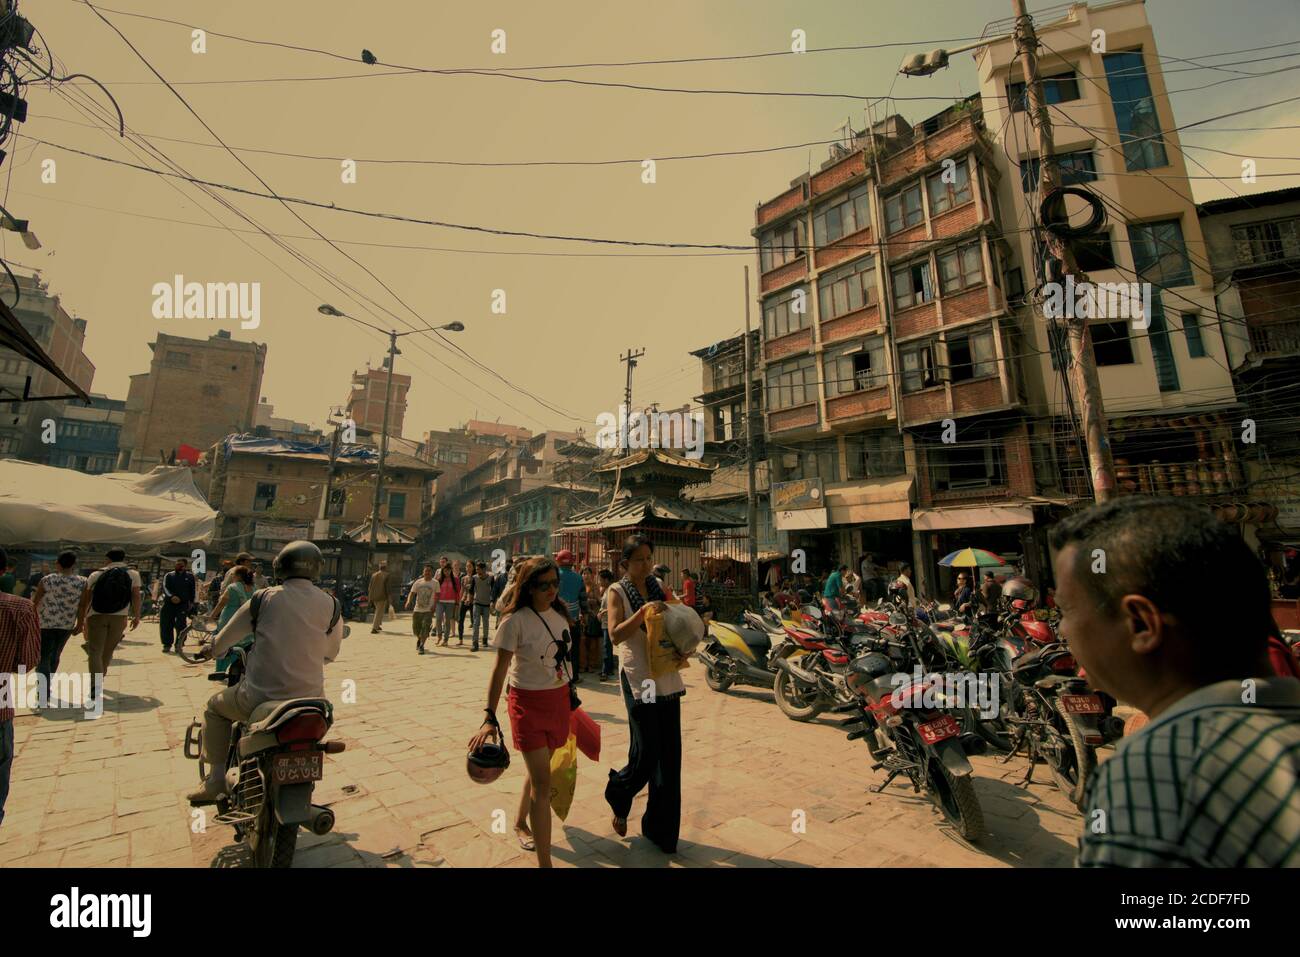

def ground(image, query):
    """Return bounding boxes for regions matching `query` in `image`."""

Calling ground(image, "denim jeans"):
[472,604,491,646]
[0,720,14,828]
[38,628,73,683]
[435,601,457,640]
[602,626,616,676]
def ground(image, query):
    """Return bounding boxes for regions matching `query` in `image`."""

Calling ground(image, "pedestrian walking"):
[596,569,616,681]
[1051,498,1300,867]
[159,557,197,653]
[368,562,390,633]
[405,564,438,654]
[458,562,474,640]
[30,550,86,698]
[209,566,253,671]
[467,556,575,867]
[0,546,40,826]
[74,548,141,705]
[434,558,461,646]
[605,534,686,854]
[471,562,495,651]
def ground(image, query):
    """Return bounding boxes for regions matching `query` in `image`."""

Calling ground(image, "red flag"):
[175,443,201,466]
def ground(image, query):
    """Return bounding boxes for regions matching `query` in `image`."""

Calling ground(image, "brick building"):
[346,364,411,437]
[117,330,266,472]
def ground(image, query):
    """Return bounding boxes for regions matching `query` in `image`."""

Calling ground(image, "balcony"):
[1247,319,1300,357]
[1061,461,1245,500]
[826,385,891,426]
[767,401,820,434]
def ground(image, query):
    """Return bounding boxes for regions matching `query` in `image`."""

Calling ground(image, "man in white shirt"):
[405,564,438,654]
[76,548,142,704]
[188,542,344,804]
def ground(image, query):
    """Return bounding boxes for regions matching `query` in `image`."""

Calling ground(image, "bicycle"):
[177,617,221,664]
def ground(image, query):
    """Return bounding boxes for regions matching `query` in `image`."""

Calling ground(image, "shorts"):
[506,684,571,753]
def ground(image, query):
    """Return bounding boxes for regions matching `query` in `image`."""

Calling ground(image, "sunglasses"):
[533,578,560,591]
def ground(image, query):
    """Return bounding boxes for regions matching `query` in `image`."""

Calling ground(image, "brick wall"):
[930,202,980,241]
[820,304,882,344]
[760,256,808,295]
[811,153,866,197]
[942,286,993,324]
[826,386,891,423]
[950,376,1003,415]
[893,301,940,340]
[880,117,979,188]
[914,422,1035,507]
[757,185,806,226]
[902,388,948,423]
[814,227,874,271]
[764,327,814,362]
[885,222,929,261]
[769,402,819,433]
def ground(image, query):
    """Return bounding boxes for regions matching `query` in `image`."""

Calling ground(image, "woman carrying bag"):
[467,557,575,868]
[604,534,686,854]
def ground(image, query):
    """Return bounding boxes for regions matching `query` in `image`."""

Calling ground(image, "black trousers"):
[159,603,188,649]
[605,671,683,853]
[457,602,470,637]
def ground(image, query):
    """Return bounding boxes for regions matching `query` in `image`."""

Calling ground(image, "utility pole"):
[619,347,645,452]
[315,407,344,539]
[743,266,760,606]
[1012,0,1115,501]
[368,332,399,567]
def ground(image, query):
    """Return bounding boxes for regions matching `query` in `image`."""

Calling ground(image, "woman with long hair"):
[604,534,685,854]
[467,556,575,867]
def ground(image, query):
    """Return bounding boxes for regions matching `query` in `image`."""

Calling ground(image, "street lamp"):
[896,36,1008,77]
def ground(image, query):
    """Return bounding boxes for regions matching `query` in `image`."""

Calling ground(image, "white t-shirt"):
[85,563,142,616]
[408,578,438,613]
[494,607,571,691]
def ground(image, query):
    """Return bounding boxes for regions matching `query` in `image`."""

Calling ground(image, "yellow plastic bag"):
[644,603,688,679]
[549,734,578,821]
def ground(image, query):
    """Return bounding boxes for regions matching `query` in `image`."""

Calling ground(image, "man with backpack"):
[188,541,344,804]
[75,548,141,705]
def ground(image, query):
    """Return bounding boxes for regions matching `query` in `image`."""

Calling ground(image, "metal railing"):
[1248,319,1300,356]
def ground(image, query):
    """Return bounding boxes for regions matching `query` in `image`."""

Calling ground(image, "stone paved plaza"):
[0,614,1085,868]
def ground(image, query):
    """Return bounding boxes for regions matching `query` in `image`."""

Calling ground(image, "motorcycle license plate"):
[1060,694,1104,715]
[272,752,323,784]
[917,715,959,744]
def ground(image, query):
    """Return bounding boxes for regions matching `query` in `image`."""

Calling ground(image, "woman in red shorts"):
[467,556,574,867]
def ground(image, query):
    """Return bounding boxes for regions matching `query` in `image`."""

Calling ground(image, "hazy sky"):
[9,0,1299,439]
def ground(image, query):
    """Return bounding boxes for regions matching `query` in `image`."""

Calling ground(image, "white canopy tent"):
[0,461,215,548]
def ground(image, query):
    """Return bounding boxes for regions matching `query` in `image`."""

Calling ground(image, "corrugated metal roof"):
[559,494,745,531]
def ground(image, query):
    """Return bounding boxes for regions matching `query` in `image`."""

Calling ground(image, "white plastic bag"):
[662,601,705,656]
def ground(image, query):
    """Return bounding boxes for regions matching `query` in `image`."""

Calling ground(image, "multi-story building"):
[49,394,125,474]
[254,399,323,444]
[0,271,95,463]
[346,364,411,437]
[976,0,1242,527]
[118,330,266,472]
[422,420,532,519]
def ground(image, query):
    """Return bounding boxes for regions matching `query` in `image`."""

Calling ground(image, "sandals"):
[515,827,536,852]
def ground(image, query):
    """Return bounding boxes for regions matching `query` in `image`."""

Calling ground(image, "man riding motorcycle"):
[187,541,345,804]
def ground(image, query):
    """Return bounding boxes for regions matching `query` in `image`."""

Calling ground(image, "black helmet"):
[1002,576,1038,605]
[467,739,510,784]
[273,540,323,582]
[850,651,893,681]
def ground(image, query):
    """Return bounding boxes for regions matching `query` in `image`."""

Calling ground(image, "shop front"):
[910,503,1043,601]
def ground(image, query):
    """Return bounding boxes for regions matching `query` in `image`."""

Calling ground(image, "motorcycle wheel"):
[961,705,1013,753]
[925,755,986,842]
[252,805,299,868]
[704,662,734,693]
[773,670,823,721]
[1045,706,1097,811]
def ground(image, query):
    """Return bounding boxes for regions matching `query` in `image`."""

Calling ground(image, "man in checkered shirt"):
[1049,498,1300,867]
[0,547,41,827]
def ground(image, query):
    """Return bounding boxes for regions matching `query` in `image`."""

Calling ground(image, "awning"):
[826,475,914,524]
[912,504,1034,532]
[0,298,91,404]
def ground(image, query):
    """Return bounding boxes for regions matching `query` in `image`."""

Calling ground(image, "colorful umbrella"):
[938,548,1006,569]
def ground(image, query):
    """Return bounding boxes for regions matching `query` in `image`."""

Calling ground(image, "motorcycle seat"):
[1010,648,1042,674]
[245,698,332,734]
[737,627,772,653]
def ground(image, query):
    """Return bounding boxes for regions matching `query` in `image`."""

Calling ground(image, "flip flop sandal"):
[516,828,536,852]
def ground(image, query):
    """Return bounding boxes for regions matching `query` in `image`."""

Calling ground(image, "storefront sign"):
[775,507,829,531]
[772,478,824,511]
[254,522,311,541]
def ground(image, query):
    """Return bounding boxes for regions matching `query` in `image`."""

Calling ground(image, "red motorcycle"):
[769,602,866,721]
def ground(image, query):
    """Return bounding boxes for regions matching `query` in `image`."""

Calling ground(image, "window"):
[814,184,871,246]
[1128,219,1193,288]
[818,257,877,320]
[900,341,939,393]
[766,354,818,410]
[1182,313,1207,358]
[777,447,839,483]
[1006,267,1026,305]
[930,435,1008,491]
[1091,322,1135,366]
[1103,51,1168,171]
[824,339,886,397]
[253,482,277,511]
[388,491,407,519]
[884,183,924,234]
[946,330,997,382]
[1146,297,1180,392]
[326,488,346,518]
[846,432,905,480]
[1020,150,1098,193]
[1231,218,1300,266]
[1071,232,1117,272]
[763,285,811,339]
[1008,71,1081,113]
[926,162,972,216]
[760,219,804,273]
[936,242,984,295]
[891,259,934,310]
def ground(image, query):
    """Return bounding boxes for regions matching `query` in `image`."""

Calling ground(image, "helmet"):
[467,738,511,784]
[1002,576,1038,605]
[555,549,575,567]
[273,541,323,582]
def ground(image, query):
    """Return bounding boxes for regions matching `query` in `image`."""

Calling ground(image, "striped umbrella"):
[938,547,1006,569]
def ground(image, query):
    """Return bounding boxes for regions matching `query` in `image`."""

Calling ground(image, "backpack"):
[91,566,133,614]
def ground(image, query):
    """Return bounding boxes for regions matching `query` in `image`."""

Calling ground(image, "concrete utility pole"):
[743,266,760,605]
[315,407,345,539]
[367,333,399,567]
[1012,0,1115,501]
[618,347,645,452]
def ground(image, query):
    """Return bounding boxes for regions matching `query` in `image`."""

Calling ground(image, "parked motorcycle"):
[184,641,347,867]
[697,610,785,692]
[770,602,869,721]
[836,606,987,841]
